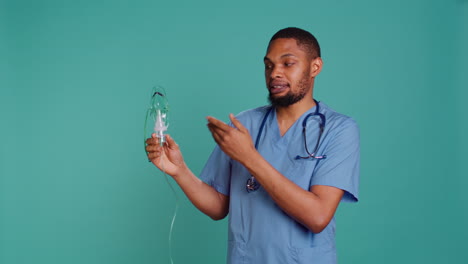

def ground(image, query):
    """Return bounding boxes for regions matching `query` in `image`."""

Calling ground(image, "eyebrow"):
[264,53,298,61]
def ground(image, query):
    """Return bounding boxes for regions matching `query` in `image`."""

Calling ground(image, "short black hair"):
[269,27,321,59]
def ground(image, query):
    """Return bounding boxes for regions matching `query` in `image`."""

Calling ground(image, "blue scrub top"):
[200,102,360,264]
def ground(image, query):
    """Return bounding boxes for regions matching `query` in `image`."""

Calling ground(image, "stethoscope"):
[246,99,327,192]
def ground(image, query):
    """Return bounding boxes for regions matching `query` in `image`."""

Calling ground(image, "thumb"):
[165,134,179,150]
[229,114,247,132]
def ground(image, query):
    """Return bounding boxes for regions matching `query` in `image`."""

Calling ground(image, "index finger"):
[145,136,160,145]
[206,116,231,132]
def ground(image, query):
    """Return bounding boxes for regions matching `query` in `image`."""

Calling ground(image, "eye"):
[264,64,273,70]
[284,62,295,67]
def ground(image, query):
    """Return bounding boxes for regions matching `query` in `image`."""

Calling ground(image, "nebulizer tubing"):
[144,85,178,264]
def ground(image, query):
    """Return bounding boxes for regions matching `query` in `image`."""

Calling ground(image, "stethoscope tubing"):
[247,100,326,192]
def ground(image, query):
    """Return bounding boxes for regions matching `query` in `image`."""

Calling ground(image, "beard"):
[268,75,311,107]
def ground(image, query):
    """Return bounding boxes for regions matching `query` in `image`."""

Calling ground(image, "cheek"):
[298,67,311,81]
[288,69,305,83]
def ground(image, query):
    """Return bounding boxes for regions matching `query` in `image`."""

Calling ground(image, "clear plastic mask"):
[144,85,170,149]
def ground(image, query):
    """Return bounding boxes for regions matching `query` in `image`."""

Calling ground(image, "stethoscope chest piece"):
[246,177,261,192]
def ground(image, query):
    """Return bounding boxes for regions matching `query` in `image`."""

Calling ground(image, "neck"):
[275,96,316,121]
[274,95,316,136]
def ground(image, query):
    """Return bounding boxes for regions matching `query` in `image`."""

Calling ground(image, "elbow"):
[306,216,331,234]
[309,223,327,234]
[209,212,228,221]
[203,196,229,221]
[207,208,228,221]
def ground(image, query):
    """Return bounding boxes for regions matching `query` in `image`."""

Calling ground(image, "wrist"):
[173,163,190,180]
[240,149,262,171]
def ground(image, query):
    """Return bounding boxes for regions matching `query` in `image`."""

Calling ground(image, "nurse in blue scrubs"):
[146,27,360,264]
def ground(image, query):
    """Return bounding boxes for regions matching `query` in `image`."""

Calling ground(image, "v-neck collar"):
[269,104,318,145]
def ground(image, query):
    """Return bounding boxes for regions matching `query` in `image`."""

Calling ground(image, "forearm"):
[173,166,229,220]
[241,152,337,233]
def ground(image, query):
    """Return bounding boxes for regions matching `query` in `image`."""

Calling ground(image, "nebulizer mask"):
[144,85,169,147]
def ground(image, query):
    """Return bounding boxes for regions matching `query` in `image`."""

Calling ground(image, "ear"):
[310,57,323,78]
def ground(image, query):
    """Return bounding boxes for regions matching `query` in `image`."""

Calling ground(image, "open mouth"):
[269,82,289,95]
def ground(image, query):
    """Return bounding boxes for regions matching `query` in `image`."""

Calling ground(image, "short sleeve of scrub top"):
[310,116,360,203]
[199,145,232,196]
[199,106,267,197]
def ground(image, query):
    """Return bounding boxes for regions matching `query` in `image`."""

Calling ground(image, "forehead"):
[265,38,308,60]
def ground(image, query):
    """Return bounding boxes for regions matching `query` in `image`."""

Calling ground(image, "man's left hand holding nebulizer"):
[144,86,187,176]
[146,133,188,177]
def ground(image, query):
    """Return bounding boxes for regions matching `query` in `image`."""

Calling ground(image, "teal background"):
[1,0,467,263]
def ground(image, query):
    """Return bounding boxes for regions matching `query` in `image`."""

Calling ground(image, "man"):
[146,27,360,264]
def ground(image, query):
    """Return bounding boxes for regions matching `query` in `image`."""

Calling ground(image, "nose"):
[268,65,283,79]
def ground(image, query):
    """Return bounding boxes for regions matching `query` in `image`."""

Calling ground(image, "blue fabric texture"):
[200,102,360,264]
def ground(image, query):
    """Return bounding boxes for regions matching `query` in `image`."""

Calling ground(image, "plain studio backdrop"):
[1,0,467,263]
